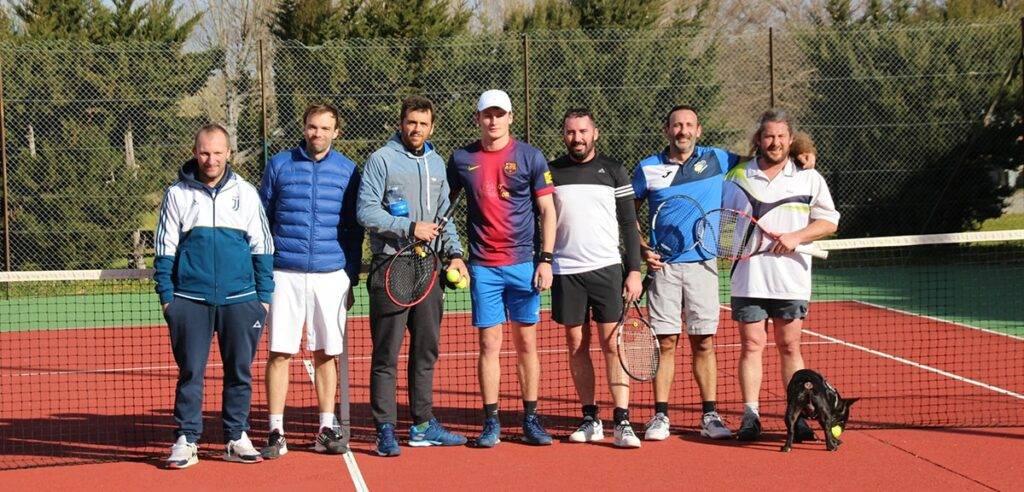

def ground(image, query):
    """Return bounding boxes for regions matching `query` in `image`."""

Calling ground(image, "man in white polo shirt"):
[723,109,840,442]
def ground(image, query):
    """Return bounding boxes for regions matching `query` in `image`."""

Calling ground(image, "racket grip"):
[796,244,829,259]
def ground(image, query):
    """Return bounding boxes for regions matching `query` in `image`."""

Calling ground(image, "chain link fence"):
[0,21,1020,271]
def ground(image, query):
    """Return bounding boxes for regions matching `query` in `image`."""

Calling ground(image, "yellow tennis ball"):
[455,276,469,289]
[830,425,842,438]
[446,269,461,283]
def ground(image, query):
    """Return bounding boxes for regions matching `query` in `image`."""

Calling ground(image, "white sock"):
[743,402,760,417]
[319,412,336,429]
[269,414,284,434]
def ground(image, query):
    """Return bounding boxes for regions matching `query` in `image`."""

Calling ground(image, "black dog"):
[781,369,857,452]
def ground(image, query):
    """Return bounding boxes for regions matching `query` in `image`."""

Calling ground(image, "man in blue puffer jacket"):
[258,104,364,458]
[156,124,274,469]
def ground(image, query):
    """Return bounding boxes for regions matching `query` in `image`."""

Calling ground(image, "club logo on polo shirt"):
[503,162,518,175]
[694,160,708,174]
[232,193,240,211]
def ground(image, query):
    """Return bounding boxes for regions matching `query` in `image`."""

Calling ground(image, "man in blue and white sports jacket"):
[156,123,275,469]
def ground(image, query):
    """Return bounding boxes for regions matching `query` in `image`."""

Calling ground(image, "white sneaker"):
[613,422,642,448]
[166,435,198,469]
[224,431,263,464]
[569,416,604,443]
[700,411,732,440]
[644,412,670,441]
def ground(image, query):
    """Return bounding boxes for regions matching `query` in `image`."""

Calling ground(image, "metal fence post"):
[0,50,10,272]
[769,26,775,108]
[522,33,531,144]
[259,38,269,171]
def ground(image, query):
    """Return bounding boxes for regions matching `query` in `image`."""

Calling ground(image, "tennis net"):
[1,229,1022,468]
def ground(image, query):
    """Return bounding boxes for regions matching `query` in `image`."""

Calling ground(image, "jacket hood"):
[180,158,234,191]
[384,133,436,158]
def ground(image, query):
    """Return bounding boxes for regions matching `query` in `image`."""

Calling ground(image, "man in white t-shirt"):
[722,109,840,442]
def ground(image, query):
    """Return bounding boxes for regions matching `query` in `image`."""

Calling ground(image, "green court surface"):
[1,262,1020,337]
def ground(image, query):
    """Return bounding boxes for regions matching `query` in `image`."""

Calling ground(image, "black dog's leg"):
[818,414,840,451]
[780,402,800,452]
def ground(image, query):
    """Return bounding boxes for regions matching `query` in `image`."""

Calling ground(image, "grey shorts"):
[647,260,720,336]
[730,297,809,323]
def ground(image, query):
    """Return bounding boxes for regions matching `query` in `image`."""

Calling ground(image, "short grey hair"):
[755,108,794,136]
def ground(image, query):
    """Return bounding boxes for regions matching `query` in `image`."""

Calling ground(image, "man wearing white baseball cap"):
[447,89,558,447]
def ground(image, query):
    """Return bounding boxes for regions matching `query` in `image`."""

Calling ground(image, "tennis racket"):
[696,208,828,260]
[384,193,462,307]
[616,299,659,382]
[649,194,707,257]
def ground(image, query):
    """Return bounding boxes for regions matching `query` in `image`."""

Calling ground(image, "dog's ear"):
[844,397,860,407]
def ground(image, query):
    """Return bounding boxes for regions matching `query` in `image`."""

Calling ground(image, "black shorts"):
[730,297,809,323]
[551,264,624,326]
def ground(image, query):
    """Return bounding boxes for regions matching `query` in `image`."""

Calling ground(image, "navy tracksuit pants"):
[165,297,266,443]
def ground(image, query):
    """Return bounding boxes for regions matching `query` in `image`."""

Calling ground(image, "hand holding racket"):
[384,193,463,307]
[616,299,659,382]
[697,208,828,261]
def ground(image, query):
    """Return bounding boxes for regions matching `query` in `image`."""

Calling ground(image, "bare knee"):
[690,335,714,356]
[479,329,503,358]
[740,330,767,355]
[565,325,590,359]
[658,335,679,357]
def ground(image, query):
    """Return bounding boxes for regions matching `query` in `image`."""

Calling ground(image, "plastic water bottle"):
[386,187,409,217]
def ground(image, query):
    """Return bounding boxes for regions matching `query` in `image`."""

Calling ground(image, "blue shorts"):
[468,261,541,328]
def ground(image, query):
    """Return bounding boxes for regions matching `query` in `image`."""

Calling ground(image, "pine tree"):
[3,0,209,268]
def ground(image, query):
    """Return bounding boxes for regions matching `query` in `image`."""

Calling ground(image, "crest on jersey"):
[503,162,518,175]
[232,194,240,211]
[693,160,708,174]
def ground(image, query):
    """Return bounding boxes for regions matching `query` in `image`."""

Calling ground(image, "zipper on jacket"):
[211,186,218,302]
[308,159,318,272]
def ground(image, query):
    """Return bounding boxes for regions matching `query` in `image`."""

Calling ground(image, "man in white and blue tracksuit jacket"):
[155,125,274,469]
[357,95,468,456]
[258,104,364,458]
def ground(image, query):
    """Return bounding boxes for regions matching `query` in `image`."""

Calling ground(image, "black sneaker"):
[261,429,288,459]
[736,413,762,441]
[794,417,816,442]
[314,426,348,454]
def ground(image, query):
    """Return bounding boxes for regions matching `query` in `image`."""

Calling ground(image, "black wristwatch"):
[538,251,554,264]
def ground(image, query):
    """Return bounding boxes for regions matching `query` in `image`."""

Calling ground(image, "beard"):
[568,141,594,161]
[761,145,789,165]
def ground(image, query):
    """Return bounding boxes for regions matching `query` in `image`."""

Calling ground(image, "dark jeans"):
[165,297,266,443]
[368,254,444,426]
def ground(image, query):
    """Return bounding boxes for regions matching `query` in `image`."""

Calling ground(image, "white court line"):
[848,299,1024,342]
[344,452,369,492]
[802,328,1024,401]
[302,359,368,492]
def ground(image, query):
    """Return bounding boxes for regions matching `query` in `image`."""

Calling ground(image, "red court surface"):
[3,301,1023,488]
[2,426,1022,491]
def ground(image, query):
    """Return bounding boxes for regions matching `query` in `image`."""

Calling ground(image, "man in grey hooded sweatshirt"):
[357,95,469,456]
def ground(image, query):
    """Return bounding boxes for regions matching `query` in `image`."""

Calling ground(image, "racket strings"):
[619,317,659,380]
[386,248,438,305]
[702,210,760,259]
[653,199,705,254]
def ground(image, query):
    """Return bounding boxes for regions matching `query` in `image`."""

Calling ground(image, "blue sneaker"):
[473,417,501,448]
[409,419,467,447]
[375,423,401,457]
[521,414,553,445]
